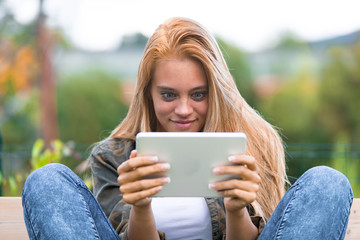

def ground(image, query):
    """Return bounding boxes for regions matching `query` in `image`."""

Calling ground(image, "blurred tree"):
[0,129,2,195]
[268,32,311,78]
[0,0,39,144]
[118,33,148,50]
[273,31,308,49]
[0,0,25,40]
[36,0,59,148]
[216,37,255,106]
[252,32,324,143]
[1,98,39,143]
[256,68,322,143]
[0,43,37,97]
[0,0,37,98]
[1,0,71,147]
[330,137,360,196]
[57,70,129,144]
[318,43,360,142]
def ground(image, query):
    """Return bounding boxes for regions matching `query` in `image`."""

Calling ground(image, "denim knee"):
[296,166,353,203]
[22,163,76,198]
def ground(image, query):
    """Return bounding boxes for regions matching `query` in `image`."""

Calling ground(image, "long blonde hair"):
[110,17,286,220]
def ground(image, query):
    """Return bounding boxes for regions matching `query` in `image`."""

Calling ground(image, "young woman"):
[22,17,353,240]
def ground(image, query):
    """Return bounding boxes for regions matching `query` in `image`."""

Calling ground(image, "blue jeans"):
[22,164,353,240]
[259,166,353,239]
[22,163,120,240]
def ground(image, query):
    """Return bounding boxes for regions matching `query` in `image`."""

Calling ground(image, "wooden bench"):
[0,197,359,239]
[0,197,29,240]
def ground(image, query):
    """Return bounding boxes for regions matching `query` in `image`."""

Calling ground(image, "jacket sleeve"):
[89,138,166,240]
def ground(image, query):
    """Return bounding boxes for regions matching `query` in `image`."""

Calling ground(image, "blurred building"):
[54,48,144,81]
[52,29,360,99]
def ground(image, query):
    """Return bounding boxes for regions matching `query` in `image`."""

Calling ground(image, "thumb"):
[130,149,137,158]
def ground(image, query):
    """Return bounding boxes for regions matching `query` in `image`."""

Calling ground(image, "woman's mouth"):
[172,120,195,129]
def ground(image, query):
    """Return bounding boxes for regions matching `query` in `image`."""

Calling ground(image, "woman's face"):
[150,58,209,132]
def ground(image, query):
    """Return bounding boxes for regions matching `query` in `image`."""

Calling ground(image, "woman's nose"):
[174,99,193,116]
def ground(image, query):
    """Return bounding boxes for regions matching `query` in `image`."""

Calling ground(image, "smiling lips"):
[172,119,196,129]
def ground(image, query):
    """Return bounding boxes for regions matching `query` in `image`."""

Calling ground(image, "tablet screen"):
[136,132,247,197]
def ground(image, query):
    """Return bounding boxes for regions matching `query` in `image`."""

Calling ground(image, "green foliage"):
[274,31,308,49]
[0,2,35,46]
[1,93,40,143]
[30,138,93,190]
[0,9,39,144]
[57,70,129,143]
[1,138,93,195]
[256,69,324,142]
[119,33,148,50]
[318,44,360,142]
[7,176,17,194]
[31,139,63,169]
[330,135,360,197]
[254,34,360,144]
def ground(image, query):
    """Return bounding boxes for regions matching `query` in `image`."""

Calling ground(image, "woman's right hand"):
[117,150,170,207]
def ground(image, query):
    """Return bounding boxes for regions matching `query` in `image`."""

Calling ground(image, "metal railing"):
[286,143,360,197]
[0,142,359,196]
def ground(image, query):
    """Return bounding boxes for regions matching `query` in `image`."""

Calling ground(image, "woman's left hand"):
[209,154,261,213]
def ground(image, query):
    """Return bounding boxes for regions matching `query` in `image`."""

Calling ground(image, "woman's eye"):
[160,92,176,100]
[191,92,207,101]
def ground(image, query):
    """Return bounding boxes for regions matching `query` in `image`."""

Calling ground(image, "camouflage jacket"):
[90,137,264,240]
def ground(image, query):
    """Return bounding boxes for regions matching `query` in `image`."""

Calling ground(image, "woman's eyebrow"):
[192,85,208,91]
[156,85,208,91]
[156,86,175,91]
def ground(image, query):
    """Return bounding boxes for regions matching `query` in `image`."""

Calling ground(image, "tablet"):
[136,132,247,197]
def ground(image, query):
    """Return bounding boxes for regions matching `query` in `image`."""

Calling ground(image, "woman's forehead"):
[152,58,207,86]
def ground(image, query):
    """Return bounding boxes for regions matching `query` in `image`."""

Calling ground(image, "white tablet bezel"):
[136,132,247,197]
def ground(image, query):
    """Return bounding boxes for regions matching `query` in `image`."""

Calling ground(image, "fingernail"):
[213,167,221,174]
[163,177,171,184]
[208,183,216,190]
[161,163,170,170]
[228,156,236,162]
[149,156,159,162]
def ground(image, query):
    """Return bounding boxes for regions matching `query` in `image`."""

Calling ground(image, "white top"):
[151,197,212,240]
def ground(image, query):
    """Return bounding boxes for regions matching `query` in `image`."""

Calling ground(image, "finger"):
[210,179,260,193]
[122,186,163,205]
[213,165,261,183]
[228,155,257,171]
[117,162,170,184]
[218,188,257,203]
[120,177,170,194]
[117,155,159,174]
[130,150,137,158]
